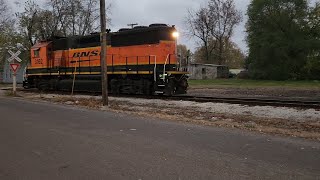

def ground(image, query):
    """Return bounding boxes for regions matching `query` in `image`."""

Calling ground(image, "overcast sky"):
[11,0,251,53]
[109,0,251,53]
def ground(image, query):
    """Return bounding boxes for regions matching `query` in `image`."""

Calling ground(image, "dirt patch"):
[51,96,102,108]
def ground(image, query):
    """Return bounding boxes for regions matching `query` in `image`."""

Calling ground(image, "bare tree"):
[16,0,112,50]
[76,0,111,35]
[186,0,242,65]
[43,0,111,36]
[177,44,192,67]
[16,1,42,46]
[186,7,213,63]
[45,0,72,37]
[67,0,101,36]
[208,0,242,64]
[68,0,82,35]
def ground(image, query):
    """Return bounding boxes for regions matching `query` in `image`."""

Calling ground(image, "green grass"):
[0,83,11,88]
[188,79,320,89]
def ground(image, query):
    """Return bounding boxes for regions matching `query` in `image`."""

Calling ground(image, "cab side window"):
[34,49,40,57]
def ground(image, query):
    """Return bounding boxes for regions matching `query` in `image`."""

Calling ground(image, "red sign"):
[10,63,20,73]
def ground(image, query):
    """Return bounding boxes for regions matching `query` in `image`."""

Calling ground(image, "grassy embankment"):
[188,79,320,89]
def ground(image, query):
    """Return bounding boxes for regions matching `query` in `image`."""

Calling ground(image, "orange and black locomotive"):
[23,24,188,95]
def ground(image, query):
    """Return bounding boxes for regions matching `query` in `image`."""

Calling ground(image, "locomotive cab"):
[30,42,53,69]
[24,42,53,89]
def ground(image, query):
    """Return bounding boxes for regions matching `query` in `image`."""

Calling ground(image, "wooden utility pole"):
[100,0,108,106]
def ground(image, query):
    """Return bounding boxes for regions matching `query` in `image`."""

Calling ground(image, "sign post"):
[10,63,20,96]
[7,50,22,96]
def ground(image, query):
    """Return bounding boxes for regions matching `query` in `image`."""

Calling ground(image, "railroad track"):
[3,88,320,109]
[169,95,320,109]
[110,93,320,109]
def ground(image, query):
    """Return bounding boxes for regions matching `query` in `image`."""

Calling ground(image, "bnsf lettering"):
[73,50,100,57]
[91,51,99,56]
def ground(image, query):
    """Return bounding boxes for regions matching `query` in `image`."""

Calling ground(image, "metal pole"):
[71,61,77,96]
[13,72,16,96]
[12,58,16,96]
[100,0,108,106]
[175,39,178,70]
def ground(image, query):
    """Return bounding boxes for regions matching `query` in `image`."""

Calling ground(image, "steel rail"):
[168,95,320,109]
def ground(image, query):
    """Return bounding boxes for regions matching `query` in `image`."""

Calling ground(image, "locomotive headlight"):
[172,31,179,38]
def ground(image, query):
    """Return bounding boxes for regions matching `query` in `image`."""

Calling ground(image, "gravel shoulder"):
[2,89,319,141]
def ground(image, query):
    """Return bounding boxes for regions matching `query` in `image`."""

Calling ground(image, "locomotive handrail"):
[149,55,157,82]
[163,54,170,82]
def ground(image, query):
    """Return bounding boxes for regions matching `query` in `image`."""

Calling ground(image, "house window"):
[202,68,206,75]
[202,68,207,79]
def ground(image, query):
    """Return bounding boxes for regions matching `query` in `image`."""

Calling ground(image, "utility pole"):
[100,0,108,106]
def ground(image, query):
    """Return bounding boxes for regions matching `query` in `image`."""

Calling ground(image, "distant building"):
[187,63,229,80]
[229,69,245,75]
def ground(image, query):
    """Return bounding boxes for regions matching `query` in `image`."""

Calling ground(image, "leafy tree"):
[0,0,10,70]
[193,38,245,68]
[224,40,246,68]
[0,1,30,67]
[0,0,23,67]
[302,2,320,79]
[246,0,319,80]
[0,0,12,32]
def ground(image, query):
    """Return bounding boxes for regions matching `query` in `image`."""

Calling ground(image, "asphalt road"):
[0,97,319,180]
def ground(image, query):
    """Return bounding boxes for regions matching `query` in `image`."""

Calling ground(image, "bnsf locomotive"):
[23,24,188,95]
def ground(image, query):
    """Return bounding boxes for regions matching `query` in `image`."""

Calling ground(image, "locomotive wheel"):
[165,80,176,96]
[110,79,120,95]
[176,76,188,94]
[38,82,50,91]
[143,79,152,95]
